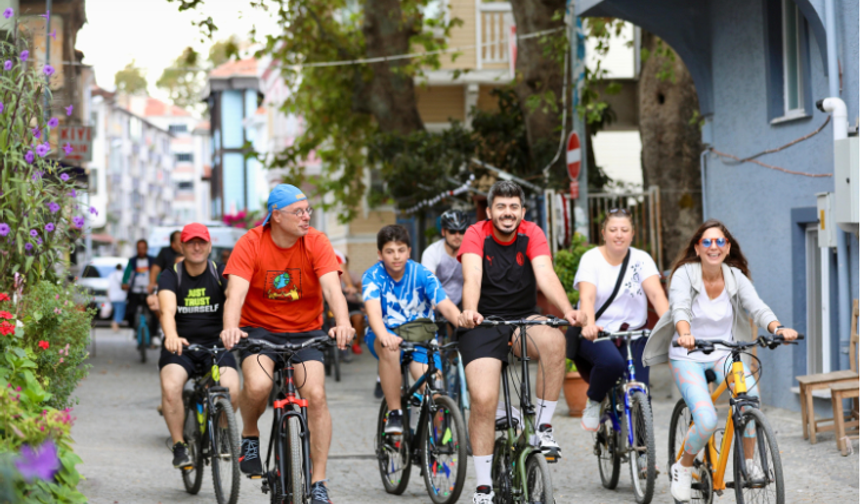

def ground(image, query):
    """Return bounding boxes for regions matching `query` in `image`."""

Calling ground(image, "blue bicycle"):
[135,303,152,363]
[591,329,656,504]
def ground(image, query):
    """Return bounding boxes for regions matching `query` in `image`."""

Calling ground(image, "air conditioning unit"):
[834,136,859,235]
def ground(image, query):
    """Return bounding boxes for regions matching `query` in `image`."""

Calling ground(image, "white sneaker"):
[472,489,495,504]
[532,425,562,462]
[580,399,601,432]
[670,462,693,503]
[745,458,765,480]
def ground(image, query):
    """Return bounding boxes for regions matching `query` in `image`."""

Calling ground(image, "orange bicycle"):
[668,334,802,504]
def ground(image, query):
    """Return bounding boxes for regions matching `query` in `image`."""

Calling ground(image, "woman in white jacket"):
[642,220,797,503]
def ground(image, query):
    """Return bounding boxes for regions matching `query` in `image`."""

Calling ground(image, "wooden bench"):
[830,380,860,456]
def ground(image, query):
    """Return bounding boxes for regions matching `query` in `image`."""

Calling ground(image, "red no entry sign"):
[566,132,581,180]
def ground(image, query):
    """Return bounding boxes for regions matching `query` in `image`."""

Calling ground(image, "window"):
[782,0,804,115]
[176,153,194,162]
[89,168,99,194]
[169,124,188,134]
[177,181,194,191]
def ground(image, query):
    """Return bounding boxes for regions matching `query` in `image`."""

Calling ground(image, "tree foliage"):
[156,37,241,113]
[113,60,148,95]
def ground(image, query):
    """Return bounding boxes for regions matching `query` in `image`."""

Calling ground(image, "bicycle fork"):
[267,365,312,502]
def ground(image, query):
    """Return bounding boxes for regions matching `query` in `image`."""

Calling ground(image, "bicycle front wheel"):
[732,408,784,504]
[285,415,304,503]
[628,391,656,504]
[211,397,241,504]
[668,399,713,504]
[182,393,205,494]
[375,400,411,494]
[525,452,554,503]
[137,315,148,364]
[333,345,341,382]
[596,400,621,489]
[420,395,467,504]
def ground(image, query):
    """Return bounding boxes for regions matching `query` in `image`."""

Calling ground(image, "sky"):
[76,0,280,102]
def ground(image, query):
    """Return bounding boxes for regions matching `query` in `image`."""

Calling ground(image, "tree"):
[208,35,240,68]
[638,32,703,264]
[156,47,204,112]
[114,60,148,95]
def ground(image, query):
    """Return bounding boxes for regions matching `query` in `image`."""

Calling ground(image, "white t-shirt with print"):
[573,247,660,332]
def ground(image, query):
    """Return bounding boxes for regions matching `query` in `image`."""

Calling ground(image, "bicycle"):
[180,344,241,504]
[234,335,336,504]
[435,318,471,451]
[588,329,656,504]
[477,316,571,504]
[321,304,341,382]
[134,303,152,364]
[375,335,468,504]
[668,334,803,504]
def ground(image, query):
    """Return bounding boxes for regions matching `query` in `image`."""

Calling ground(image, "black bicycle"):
[375,335,468,504]
[180,344,241,504]
[321,304,341,382]
[234,336,336,504]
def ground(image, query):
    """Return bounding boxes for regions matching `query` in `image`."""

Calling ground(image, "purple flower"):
[32,127,41,139]
[24,151,34,164]
[68,189,76,198]
[31,171,41,181]
[64,104,73,116]
[39,10,49,19]
[72,216,84,229]
[44,223,54,232]
[62,143,73,155]
[0,102,4,114]
[59,173,69,182]
[24,243,32,251]
[89,206,98,216]
[36,237,42,245]
[3,8,13,19]
[48,202,60,213]
[43,65,54,77]
[35,143,49,157]
[49,29,56,41]
[29,229,37,238]
[0,223,9,237]
[3,60,11,71]
[47,117,58,128]
[20,50,28,62]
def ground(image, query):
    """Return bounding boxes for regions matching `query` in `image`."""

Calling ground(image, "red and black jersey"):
[458,219,551,317]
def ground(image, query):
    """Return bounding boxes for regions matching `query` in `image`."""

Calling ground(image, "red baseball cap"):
[181,223,211,243]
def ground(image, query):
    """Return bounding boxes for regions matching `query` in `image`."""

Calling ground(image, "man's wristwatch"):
[772,325,785,335]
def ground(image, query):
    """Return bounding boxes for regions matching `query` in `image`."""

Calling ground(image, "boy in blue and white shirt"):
[363,225,461,434]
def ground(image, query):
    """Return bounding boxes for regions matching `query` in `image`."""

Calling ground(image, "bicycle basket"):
[392,318,437,342]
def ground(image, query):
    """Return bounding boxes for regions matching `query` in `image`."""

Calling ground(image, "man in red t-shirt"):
[458,181,582,503]
[221,184,354,503]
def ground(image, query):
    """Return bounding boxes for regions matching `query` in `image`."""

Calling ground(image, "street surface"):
[73,327,858,503]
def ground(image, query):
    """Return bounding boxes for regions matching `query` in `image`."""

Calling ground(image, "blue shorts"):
[365,329,442,368]
[112,301,127,323]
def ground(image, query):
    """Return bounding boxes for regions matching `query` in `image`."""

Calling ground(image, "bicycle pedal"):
[544,455,558,464]
[180,464,193,470]
[248,474,263,480]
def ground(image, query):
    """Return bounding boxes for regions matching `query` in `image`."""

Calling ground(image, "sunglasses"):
[699,237,728,248]
[445,229,465,235]
[608,208,631,216]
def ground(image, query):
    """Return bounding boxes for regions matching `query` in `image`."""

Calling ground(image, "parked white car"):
[77,256,128,320]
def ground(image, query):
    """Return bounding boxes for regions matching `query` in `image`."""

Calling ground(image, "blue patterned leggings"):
[670,356,758,455]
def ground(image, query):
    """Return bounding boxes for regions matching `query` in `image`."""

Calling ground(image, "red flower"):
[37,341,49,350]
[0,293,9,302]
[0,321,13,336]
[0,311,12,320]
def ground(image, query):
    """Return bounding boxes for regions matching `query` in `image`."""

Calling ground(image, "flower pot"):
[563,371,589,417]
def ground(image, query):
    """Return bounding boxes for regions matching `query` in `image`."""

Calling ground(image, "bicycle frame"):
[186,352,233,460]
[265,362,312,502]
[598,334,649,452]
[400,344,446,450]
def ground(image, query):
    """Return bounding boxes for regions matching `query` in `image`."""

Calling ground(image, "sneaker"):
[374,381,384,399]
[310,481,333,504]
[340,348,353,363]
[172,442,193,469]
[472,486,494,504]
[534,424,562,463]
[745,458,765,481]
[351,342,362,355]
[580,399,601,432]
[385,410,404,434]
[239,437,263,476]
[670,462,693,503]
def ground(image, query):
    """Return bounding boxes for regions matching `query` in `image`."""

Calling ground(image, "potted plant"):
[563,358,589,417]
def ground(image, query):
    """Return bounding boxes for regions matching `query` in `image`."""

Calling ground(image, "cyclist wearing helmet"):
[421,210,468,307]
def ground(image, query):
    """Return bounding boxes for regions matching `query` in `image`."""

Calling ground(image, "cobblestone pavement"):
[74,328,858,503]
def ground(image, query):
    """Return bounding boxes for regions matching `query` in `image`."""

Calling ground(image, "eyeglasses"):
[699,237,727,248]
[608,208,631,216]
[284,207,314,218]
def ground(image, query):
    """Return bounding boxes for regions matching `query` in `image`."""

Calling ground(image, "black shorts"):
[158,345,238,377]
[238,327,326,365]
[459,313,540,367]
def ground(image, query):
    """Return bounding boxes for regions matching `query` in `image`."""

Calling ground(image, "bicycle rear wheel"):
[525,452,553,503]
[181,393,205,494]
[375,400,411,494]
[211,397,241,504]
[596,400,621,489]
[626,391,656,504]
[420,395,467,504]
[732,408,784,504]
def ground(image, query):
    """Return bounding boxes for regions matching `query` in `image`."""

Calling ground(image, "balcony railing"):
[479,3,514,67]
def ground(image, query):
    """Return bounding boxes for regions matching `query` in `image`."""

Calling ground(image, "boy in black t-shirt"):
[157,223,239,470]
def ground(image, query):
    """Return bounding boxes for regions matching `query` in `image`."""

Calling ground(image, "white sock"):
[474,455,493,488]
[410,407,418,430]
[536,399,558,427]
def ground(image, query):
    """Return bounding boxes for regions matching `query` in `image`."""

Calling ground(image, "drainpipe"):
[699,149,709,221]
[822,0,851,371]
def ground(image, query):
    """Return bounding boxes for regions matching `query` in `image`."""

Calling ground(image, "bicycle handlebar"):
[478,316,571,328]
[593,329,651,342]
[233,335,335,355]
[672,334,804,354]
[399,340,459,352]
[185,343,231,354]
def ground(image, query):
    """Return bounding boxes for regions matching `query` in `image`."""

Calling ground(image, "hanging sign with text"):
[58,126,93,163]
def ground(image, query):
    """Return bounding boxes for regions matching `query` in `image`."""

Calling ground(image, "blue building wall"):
[705,0,858,410]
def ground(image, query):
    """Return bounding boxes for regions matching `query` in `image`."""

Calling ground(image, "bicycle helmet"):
[440,210,469,232]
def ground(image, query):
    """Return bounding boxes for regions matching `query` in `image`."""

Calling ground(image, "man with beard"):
[421,210,468,308]
[457,181,582,504]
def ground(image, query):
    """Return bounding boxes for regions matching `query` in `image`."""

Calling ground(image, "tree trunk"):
[510,0,567,178]
[361,0,424,134]
[638,31,703,267]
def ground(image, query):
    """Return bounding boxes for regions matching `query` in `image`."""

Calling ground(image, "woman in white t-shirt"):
[570,209,669,432]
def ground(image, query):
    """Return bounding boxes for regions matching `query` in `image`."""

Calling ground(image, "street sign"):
[569,180,579,199]
[58,126,93,162]
[566,131,581,180]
